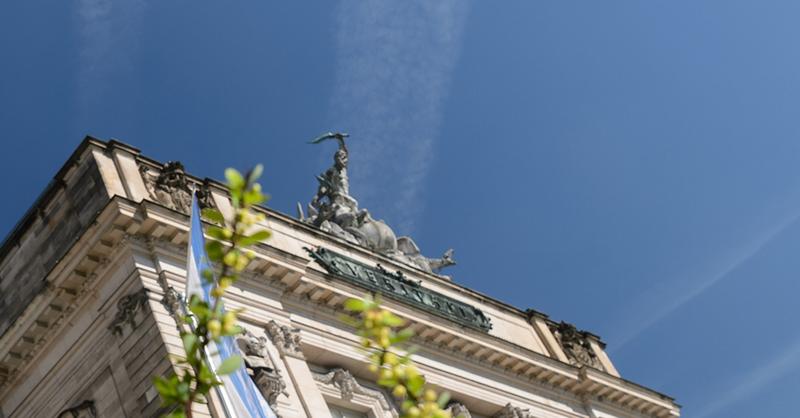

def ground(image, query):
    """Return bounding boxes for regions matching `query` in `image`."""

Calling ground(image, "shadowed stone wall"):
[0,151,109,336]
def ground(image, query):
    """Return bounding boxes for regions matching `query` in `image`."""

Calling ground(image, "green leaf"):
[176,381,190,402]
[223,324,244,337]
[247,164,263,184]
[181,333,197,354]
[165,410,186,418]
[225,168,245,191]
[391,328,414,344]
[437,391,451,408]
[207,226,229,240]
[383,313,405,327]
[201,208,225,224]
[344,298,367,312]
[189,298,210,320]
[206,241,224,262]
[153,376,176,398]
[216,355,242,375]
[239,230,271,246]
[407,374,425,396]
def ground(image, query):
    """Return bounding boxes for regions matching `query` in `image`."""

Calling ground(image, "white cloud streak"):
[328,0,469,234]
[694,338,800,418]
[77,0,144,118]
[608,211,800,353]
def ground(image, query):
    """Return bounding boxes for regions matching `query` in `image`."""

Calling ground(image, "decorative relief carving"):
[140,161,217,213]
[140,161,192,213]
[549,321,603,370]
[57,400,96,418]
[313,368,392,411]
[108,288,149,336]
[307,246,492,332]
[197,178,217,210]
[493,403,532,418]
[446,402,472,418]
[155,272,183,321]
[237,330,288,414]
[264,320,303,358]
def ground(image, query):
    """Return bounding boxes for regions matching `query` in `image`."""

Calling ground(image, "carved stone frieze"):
[549,321,603,370]
[108,288,149,336]
[264,320,303,358]
[446,402,472,418]
[140,161,217,213]
[313,368,392,410]
[493,403,532,418]
[307,247,492,332]
[237,330,288,414]
[57,400,96,418]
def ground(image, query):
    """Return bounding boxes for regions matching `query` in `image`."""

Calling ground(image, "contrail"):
[608,211,800,353]
[694,338,800,418]
[328,0,469,235]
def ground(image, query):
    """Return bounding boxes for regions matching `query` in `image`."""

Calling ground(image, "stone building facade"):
[0,137,679,418]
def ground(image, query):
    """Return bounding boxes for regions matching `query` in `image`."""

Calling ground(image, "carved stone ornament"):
[549,321,603,370]
[493,403,532,418]
[264,320,303,358]
[296,133,455,275]
[307,247,492,332]
[237,330,288,413]
[108,288,149,336]
[313,368,392,411]
[156,272,183,321]
[57,400,97,418]
[140,162,216,213]
[446,402,472,418]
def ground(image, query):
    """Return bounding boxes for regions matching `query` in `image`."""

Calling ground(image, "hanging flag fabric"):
[186,194,277,418]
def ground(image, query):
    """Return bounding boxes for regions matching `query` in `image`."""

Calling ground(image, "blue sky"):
[2,1,800,416]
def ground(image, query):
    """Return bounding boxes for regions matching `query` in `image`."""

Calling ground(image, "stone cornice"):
[117,195,678,416]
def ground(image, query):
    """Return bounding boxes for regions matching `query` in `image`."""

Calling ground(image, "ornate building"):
[0,137,679,417]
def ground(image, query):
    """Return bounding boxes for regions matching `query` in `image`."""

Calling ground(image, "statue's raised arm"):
[309,131,349,151]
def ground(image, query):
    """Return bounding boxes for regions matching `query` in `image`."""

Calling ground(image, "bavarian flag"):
[186,193,277,418]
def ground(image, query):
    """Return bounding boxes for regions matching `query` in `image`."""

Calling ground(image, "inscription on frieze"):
[306,247,492,332]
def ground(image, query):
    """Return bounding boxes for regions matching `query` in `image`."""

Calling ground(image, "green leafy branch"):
[154,166,271,418]
[344,295,458,418]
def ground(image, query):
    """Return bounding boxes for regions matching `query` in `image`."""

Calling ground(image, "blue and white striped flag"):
[186,194,277,418]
